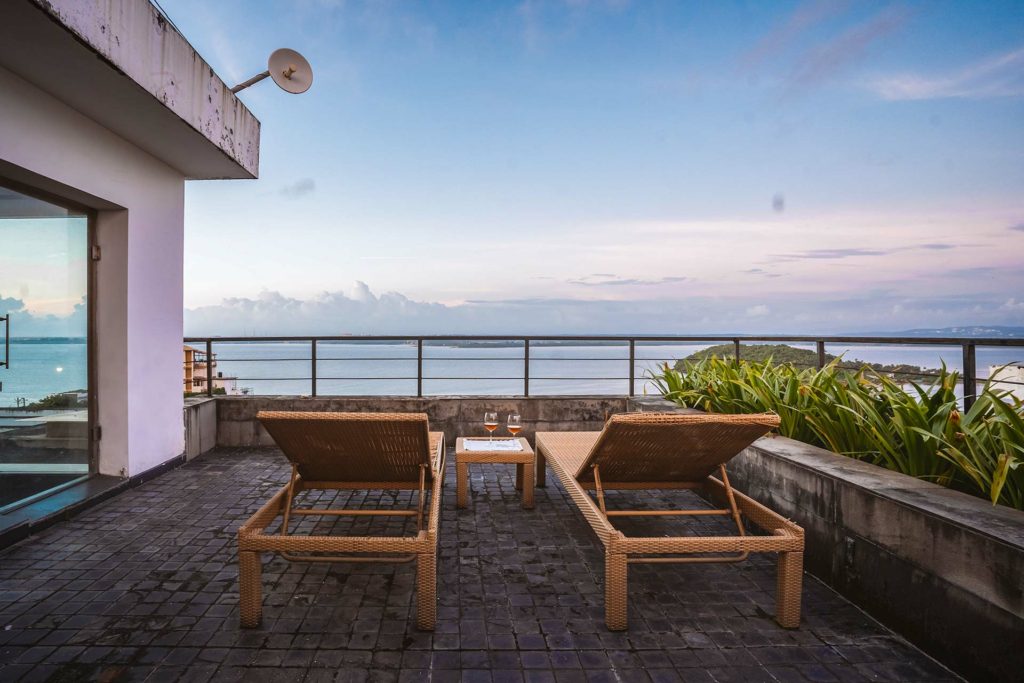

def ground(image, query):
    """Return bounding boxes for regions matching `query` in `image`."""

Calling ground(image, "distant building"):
[183,345,242,395]
[988,362,1024,399]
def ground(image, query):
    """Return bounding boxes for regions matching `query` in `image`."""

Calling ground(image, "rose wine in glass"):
[507,413,522,437]
[484,411,499,446]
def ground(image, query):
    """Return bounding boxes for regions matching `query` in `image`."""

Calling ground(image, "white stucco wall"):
[0,64,186,476]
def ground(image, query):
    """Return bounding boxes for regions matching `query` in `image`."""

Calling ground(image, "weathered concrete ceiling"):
[0,0,260,180]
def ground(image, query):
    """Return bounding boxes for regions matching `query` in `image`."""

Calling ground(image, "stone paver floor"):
[0,448,959,682]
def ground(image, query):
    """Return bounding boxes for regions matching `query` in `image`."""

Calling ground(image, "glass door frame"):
[0,174,98,481]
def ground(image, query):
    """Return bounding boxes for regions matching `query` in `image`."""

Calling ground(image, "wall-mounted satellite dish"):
[231,48,313,95]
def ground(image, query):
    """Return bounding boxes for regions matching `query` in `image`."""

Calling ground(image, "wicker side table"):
[455,437,535,509]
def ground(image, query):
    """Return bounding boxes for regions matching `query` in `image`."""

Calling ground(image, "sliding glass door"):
[0,183,91,512]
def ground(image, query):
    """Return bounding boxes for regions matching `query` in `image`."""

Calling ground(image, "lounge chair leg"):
[239,551,263,628]
[605,552,628,630]
[416,552,437,630]
[776,550,803,628]
[536,446,547,488]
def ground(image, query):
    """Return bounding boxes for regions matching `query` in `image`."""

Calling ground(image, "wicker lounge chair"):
[238,412,445,630]
[536,412,803,630]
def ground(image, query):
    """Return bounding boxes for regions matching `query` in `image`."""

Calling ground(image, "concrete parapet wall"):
[183,398,217,460]
[214,396,629,448]
[729,435,1023,682]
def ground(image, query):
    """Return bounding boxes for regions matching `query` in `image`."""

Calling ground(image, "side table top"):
[455,437,534,462]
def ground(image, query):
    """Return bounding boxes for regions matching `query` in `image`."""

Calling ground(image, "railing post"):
[733,338,741,364]
[0,314,9,369]
[311,339,317,397]
[205,339,213,397]
[417,339,423,398]
[524,339,530,397]
[816,340,826,369]
[962,342,976,411]
[628,339,635,397]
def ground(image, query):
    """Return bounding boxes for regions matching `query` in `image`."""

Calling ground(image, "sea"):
[5,338,1023,407]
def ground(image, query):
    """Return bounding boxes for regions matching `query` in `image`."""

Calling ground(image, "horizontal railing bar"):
[186,334,1024,346]
[421,357,525,361]
[528,377,630,381]
[196,357,1004,366]
[424,357,632,362]
[316,377,418,381]
[227,377,317,382]
[316,357,417,361]
[217,374,1018,382]
[420,377,531,381]
[528,358,627,362]
[211,357,312,362]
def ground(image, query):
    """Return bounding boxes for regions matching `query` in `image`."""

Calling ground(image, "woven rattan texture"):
[257,411,434,483]
[575,412,781,483]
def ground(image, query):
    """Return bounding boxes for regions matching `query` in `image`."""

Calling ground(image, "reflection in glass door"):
[0,184,91,513]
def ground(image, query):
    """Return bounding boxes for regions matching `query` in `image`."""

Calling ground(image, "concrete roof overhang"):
[0,0,260,180]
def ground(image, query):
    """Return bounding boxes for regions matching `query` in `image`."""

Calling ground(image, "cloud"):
[1010,223,1024,232]
[946,266,1003,279]
[740,0,848,71]
[280,178,316,198]
[744,268,784,279]
[785,5,910,92]
[1002,298,1024,312]
[778,247,891,260]
[868,46,1024,100]
[516,0,629,51]
[567,274,689,287]
[776,242,961,261]
[183,282,1024,336]
[0,295,87,337]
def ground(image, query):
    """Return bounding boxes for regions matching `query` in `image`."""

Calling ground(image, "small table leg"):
[515,464,523,490]
[522,460,535,509]
[456,461,469,508]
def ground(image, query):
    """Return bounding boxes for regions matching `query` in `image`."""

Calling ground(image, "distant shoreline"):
[9,337,86,344]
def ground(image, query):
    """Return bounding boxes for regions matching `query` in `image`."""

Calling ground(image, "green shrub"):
[26,392,82,410]
[651,356,1024,510]
[184,387,227,398]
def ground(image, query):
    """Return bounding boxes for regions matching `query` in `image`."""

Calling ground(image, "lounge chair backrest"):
[258,411,434,483]
[574,412,780,484]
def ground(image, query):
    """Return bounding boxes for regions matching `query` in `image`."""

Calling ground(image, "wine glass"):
[483,411,499,446]
[507,413,522,439]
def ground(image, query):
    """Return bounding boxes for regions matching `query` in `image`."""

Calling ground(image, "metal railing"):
[182,334,1024,409]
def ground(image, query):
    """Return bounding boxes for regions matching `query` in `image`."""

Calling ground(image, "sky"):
[0,185,88,337]
[162,1,1024,335]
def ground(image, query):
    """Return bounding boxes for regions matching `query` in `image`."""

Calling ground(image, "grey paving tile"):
[0,448,959,682]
